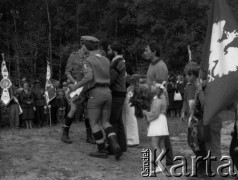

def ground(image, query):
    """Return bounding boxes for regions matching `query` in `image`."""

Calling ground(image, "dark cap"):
[81,36,100,43]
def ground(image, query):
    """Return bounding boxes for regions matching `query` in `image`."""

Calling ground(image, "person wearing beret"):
[61,36,95,144]
[69,36,122,160]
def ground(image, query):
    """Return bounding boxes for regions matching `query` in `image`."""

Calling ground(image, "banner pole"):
[187,45,192,62]
[1,53,4,61]
[49,105,52,127]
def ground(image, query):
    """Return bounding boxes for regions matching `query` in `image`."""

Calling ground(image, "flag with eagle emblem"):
[201,0,238,125]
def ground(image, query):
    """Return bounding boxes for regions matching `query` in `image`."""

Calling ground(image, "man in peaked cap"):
[69,36,122,160]
[61,36,97,144]
[81,36,100,43]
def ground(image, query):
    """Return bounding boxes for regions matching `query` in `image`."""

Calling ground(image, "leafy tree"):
[0,0,238,81]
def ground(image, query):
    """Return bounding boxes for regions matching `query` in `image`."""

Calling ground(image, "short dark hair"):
[148,42,160,57]
[84,41,99,51]
[110,42,123,55]
[184,61,199,77]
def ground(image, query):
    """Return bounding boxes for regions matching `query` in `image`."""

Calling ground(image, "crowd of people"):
[167,74,185,118]
[0,35,224,178]
[3,78,70,129]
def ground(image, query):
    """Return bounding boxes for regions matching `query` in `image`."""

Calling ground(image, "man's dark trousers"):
[50,98,58,125]
[165,136,174,165]
[110,96,127,151]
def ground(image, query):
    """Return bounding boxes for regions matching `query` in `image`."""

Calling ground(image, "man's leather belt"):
[95,83,109,87]
[87,83,109,92]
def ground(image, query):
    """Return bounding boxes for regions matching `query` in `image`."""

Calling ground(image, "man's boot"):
[105,141,114,155]
[89,130,108,159]
[108,135,122,160]
[61,126,72,144]
[86,128,96,144]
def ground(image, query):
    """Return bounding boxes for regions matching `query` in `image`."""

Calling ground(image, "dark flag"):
[201,0,238,125]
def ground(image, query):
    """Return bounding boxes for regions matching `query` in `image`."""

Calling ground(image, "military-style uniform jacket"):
[65,49,86,82]
[32,87,45,107]
[75,50,110,90]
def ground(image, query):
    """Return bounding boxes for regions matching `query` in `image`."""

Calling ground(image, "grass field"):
[0,110,236,180]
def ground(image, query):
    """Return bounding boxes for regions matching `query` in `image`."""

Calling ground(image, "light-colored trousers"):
[122,98,140,146]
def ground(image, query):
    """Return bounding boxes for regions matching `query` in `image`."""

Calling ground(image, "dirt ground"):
[0,113,236,180]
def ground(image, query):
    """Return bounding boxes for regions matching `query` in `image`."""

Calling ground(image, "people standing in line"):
[19,81,35,129]
[69,36,122,159]
[144,41,174,166]
[143,82,169,173]
[108,42,127,153]
[32,79,46,127]
[61,36,94,144]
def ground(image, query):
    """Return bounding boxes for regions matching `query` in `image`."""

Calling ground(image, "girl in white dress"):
[143,82,169,173]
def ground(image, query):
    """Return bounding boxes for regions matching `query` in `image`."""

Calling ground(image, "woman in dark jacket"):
[19,81,35,129]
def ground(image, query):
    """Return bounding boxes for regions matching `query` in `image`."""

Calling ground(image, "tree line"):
[0,0,238,83]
